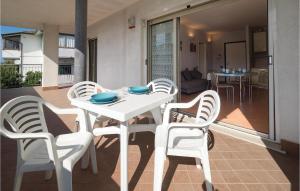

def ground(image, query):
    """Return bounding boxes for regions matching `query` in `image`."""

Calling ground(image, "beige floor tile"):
[226,184,248,191]
[220,171,241,183]
[245,184,266,191]
[249,170,276,183]
[234,170,258,183]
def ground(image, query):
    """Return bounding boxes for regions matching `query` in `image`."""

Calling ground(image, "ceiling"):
[181,0,267,33]
[1,0,139,32]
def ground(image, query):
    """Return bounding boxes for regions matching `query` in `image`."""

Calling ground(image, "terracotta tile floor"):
[1,87,299,191]
[181,87,269,133]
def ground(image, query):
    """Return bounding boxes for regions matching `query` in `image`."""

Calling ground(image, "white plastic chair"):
[153,90,221,191]
[0,96,98,191]
[131,78,178,141]
[67,81,111,129]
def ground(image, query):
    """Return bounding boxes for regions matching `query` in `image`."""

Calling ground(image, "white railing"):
[58,64,74,87]
[58,74,74,87]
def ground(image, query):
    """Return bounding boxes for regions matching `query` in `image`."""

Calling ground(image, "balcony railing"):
[58,64,74,87]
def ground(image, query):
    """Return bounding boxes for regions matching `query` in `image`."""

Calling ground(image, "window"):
[3,39,20,50]
[59,34,75,48]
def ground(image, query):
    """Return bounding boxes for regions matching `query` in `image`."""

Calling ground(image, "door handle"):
[268,55,273,65]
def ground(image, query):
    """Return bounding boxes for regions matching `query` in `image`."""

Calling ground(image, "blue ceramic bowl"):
[91,92,117,102]
[128,86,149,93]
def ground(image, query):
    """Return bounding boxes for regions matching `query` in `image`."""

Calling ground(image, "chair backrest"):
[206,73,212,81]
[0,96,48,160]
[67,81,105,101]
[147,78,178,96]
[250,68,268,86]
[195,90,221,125]
[210,73,218,89]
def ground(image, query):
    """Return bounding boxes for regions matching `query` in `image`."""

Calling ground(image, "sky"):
[1,25,34,34]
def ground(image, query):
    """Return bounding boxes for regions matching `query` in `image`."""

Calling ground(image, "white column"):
[42,24,59,88]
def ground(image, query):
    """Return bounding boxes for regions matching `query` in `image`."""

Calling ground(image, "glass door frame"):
[88,38,98,82]
[147,17,181,101]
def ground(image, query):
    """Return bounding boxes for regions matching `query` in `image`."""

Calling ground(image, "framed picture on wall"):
[253,31,267,53]
[190,42,196,52]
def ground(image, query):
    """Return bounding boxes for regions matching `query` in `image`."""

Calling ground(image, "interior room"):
[179,0,269,134]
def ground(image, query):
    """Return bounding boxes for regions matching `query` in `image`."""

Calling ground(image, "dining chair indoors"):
[131,78,178,141]
[153,90,221,191]
[0,96,97,191]
[212,73,234,103]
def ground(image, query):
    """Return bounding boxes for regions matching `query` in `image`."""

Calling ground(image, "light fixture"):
[207,35,212,43]
[188,32,194,38]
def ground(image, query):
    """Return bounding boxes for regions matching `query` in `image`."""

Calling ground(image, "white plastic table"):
[214,72,249,103]
[71,90,174,191]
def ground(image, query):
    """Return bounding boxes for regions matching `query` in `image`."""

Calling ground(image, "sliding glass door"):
[147,18,180,89]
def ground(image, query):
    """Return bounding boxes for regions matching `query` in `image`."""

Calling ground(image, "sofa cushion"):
[182,69,193,81]
[190,69,202,79]
[181,79,208,94]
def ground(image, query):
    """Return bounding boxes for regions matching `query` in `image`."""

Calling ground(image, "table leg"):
[151,107,163,131]
[120,122,129,191]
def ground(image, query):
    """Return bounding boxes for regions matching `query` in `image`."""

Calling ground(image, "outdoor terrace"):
[1,87,299,191]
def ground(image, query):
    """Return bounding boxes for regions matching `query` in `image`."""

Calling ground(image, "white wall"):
[180,24,206,72]
[59,48,75,58]
[21,34,43,65]
[88,0,210,89]
[2,50,21,60]
[209,30,245,71]
[274,0,299,144]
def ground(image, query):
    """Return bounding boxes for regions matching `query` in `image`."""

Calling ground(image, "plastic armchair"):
[67,81,111,129]
[153,90,220,191]
[0,96,98,191]
[131,78,178,141]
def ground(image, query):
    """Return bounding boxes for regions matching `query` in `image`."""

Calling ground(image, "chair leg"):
[56,163,72,191]
[226,88,229,100]
[153,147,166,191]
[13,168,23,191]
[89,142,98,174]
[81,151,90,169]
[131,133,136,142]
[131,117,138,141]
[195,158,202,169]
[202,154,212,191]
[44,170,53,180]
[250,86,253,101]
[232,87,234,104]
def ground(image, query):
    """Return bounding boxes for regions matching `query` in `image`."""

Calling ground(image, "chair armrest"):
[162,96,201,125]
[1,129,54,140]
[44,102,89,132]
[44,102,81,115]
[167,122,210,130]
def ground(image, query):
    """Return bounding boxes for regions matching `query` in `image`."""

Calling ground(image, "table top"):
[71,89,174,122]
[214,72,249,77]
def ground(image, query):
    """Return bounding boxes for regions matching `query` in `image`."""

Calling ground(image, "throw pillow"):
[182,69,193,81]
[191,68,202,79]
